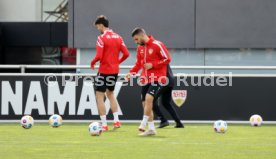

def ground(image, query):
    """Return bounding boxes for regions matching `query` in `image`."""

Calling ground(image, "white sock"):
[100,115,107,126]
[139,115,149,128]
[113,112,119,122]
[148,121,155,130]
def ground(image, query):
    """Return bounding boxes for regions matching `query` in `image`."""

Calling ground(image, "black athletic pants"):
[152,86,182,124]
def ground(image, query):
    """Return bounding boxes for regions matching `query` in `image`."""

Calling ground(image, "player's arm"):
[150,41,171,69]
[119,39,130,64]
[130,48,142,74]
[90,36,104,69]
[125,48,142,80]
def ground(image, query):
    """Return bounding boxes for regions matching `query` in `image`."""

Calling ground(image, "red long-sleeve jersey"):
[91,29,129,74]
[130,36,171,84]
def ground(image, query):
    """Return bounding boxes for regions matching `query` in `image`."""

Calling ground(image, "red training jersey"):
[91,29,129,74]
[129,36,171,84]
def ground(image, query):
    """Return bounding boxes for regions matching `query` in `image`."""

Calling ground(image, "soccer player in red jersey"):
[91,15,129,131]
[125,28,172,136]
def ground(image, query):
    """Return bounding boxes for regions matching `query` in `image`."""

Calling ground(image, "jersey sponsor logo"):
[172,90,187,107]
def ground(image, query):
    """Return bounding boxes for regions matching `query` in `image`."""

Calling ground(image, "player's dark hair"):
[94,15,109,27]
[131,27,146,37]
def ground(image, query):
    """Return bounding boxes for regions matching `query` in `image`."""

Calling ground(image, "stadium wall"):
[0,75,275,121]
[68,0,276,49]
[0,0,42,22]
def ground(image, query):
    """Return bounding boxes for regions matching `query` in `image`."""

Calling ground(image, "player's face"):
[95,24,104,34]
[133,34,145,45]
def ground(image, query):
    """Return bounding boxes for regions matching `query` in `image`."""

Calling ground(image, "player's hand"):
[90,62,95,70]
[91,64,95,70]
[124,73,133,81]
[144,63,153,70]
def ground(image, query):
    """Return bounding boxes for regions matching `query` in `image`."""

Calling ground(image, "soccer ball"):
[250,114,263,127]
[214,120,227,133]
[49,114,63,128]
[21,115,34,129]
[88,122,102,136]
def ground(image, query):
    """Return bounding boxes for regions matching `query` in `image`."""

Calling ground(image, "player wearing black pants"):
[153,65,184,128]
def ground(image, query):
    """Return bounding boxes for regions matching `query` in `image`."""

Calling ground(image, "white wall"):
[0,0,42,22]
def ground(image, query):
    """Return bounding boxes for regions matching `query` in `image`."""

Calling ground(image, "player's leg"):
[139,83,164,136]
[144,94,154,123]
[162,87,184,128]
[106,90,118,118]
[106,74,120,129]
[95,92,106,115]
[94,73,108,131]
[138,84,149,132]
[95,91,109,131]
[106,89,121,129]
[139,93,156,136]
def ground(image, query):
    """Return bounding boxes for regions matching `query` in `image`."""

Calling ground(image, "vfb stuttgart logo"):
[171,90,187,107]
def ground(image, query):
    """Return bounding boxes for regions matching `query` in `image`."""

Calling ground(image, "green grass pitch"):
[0,123,276,159]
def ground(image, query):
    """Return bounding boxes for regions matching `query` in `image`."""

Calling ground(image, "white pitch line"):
[0,120,275,124]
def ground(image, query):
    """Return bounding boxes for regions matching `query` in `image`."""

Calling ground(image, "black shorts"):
[141,82,167,101]
[94,73,118,92]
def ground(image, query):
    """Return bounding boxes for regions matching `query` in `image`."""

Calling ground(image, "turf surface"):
[0,123,275,159]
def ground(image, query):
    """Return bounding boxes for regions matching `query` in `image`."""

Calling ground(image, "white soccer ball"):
[49,114,63,128]
[88,122,102,136]
[250,114,263,127]
[21,115,34,129]
[214,120,227,133]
